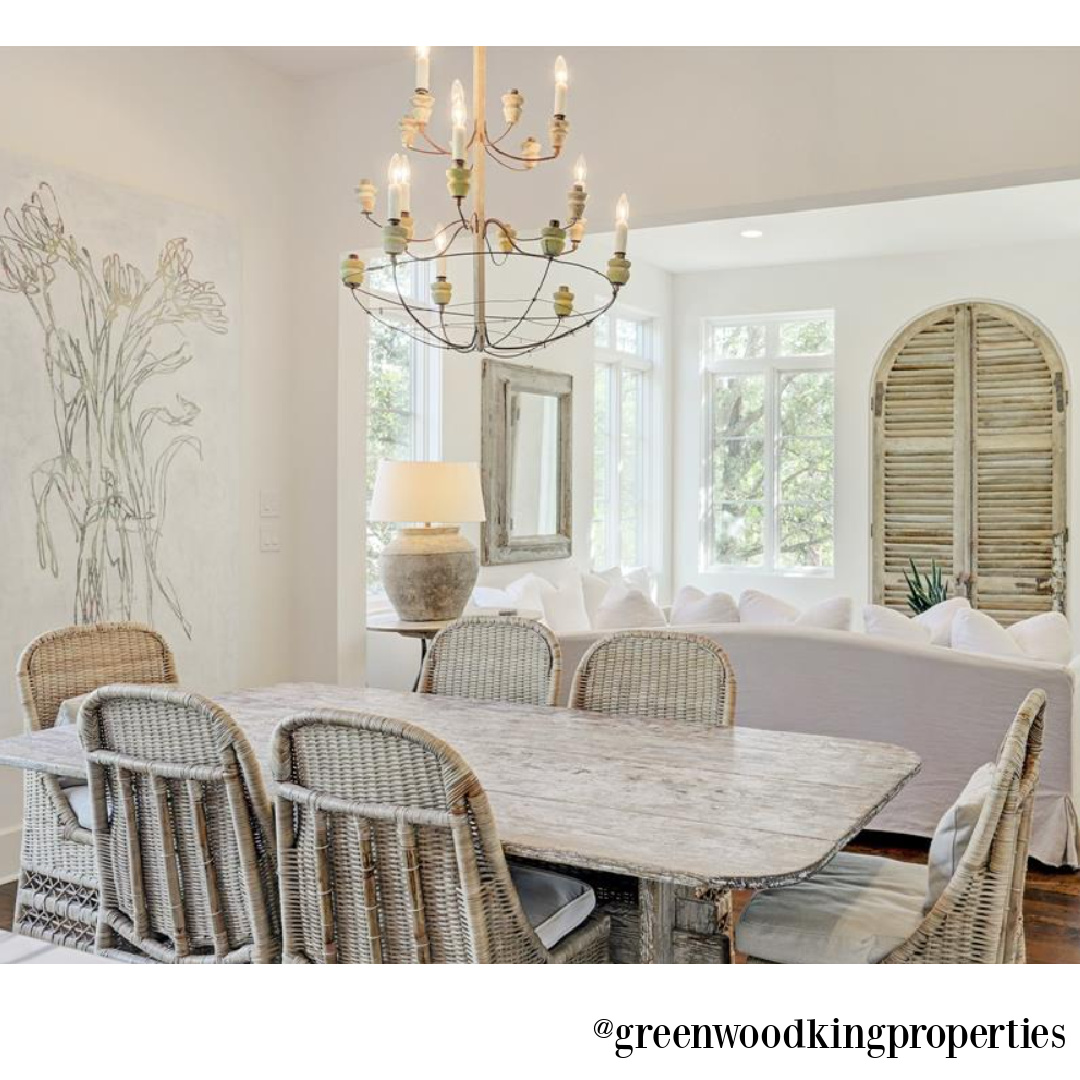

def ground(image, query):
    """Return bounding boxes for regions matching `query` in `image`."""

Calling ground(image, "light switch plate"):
[259,487,281,518]
[259,524,281,554]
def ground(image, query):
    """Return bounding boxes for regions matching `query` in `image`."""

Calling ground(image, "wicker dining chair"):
[418,615,562,706]
[14,622,178,949]
[569,629,736,726]
[78,685,280,963]
[272,710,610,963]
[736,689,1045,964]
[568,629,738,961]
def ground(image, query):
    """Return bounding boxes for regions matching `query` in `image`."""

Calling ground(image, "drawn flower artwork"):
[0,182,228,637]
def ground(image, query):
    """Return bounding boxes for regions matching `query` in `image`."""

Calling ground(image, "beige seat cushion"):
[735,852,926,964]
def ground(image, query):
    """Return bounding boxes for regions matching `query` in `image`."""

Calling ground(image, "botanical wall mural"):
[0,182,228,636]
[0,151,240,693]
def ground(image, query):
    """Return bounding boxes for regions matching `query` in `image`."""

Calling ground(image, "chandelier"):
[340,46,631,357]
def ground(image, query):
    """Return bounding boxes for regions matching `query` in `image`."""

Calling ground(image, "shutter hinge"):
[1054,372,1067,412]
[872,383,884,417]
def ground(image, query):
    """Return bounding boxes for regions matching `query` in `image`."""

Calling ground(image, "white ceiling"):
[235,46,408,79]
[625,181,1080,274]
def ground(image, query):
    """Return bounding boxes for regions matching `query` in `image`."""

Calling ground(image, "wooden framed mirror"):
[481,358,573,565]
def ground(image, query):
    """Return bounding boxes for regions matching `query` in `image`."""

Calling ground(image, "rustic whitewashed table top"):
[0,682,920,890]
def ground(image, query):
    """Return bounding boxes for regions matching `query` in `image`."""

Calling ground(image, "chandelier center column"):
[472,45,487,350]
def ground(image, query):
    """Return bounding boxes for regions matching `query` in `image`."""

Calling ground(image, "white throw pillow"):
[950,608,1023,660]
[539,579,591,634]
[795,596,852,631]
[738,590,801,625]
[1007,612,1073,666]
[670,586,739,627]
[862,605,933,645]
[593,586,667,631]
[912,596,970,646]
[925,762,995,912]
[580,572,614,628]
[471,585,514,610]
[595,565,653,599]
[506,572,557,614]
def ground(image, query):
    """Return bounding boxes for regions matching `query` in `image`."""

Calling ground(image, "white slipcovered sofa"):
[555,623,1080,868]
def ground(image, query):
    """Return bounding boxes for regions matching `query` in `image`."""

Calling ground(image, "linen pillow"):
[737,589,801,625]
[912,596,970,647]
[795,596,852,631]
[1007,611,1073,665]
[580,572,614,628]
[539,579,591,634]
[950,608,1023,660]
[505,572,557,614]
[670,586,739,627]
[593,586,667,631]
[862,605,932,645]
[471,585,514,610]
[55,693,90,728]
[925,762,995,912]
[595,565,653,598]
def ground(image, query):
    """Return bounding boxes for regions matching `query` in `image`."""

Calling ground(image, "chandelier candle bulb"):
[502,88,524,125]
[340,253,365,288]
[541,221,568,257]
[553,56,568,116]
[451,79,468,161]
[614,193,630,254]
[434,223,450,277]
[356,179,376,214]
[415,46,430,91]
[397,155,411,215]
[387,154,403,220]
[553,284,574,317]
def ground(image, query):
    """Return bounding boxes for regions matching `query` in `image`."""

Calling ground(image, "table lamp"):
[369,460,487,621]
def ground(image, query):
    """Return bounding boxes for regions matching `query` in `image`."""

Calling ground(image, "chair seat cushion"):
[735,852,927,964]
[510,864,596,949]
[65,783,94,829]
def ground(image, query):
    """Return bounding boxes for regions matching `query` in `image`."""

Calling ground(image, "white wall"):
[673,240,1080,618]
[0,47,298,879]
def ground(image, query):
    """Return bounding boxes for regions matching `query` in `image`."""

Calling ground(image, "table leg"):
[638,879,675,963]
[411,636,429,693]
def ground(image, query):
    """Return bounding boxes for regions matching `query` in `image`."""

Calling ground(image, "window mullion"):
[610,361,622,568]
[765,364,778,573]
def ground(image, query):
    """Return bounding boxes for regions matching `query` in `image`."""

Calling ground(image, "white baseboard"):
[0,824,21,885]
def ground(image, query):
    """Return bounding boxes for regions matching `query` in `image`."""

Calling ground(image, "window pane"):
[591,364,613,568]
[616,317,642,355]
[619,369,644,566]
[712,373,765,438]
[779,371,833,437]
[366,257,422,299]
[593,314,611,350]
[713,439,765,501]
[367,318,416,593]
[777,437,833,503]
[713,502,764,567]
[777,503,834,569]
[712,323,766,361]
[778,317,834,356]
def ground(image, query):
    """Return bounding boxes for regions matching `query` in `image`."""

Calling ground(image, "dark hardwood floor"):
[3,832,1077,961]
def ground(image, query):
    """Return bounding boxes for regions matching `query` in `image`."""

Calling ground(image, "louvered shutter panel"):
[969,303,1066,624]
[873,307,964,611]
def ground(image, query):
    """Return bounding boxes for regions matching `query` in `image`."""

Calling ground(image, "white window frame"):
[700,310,834,577]
[593,309,654,571]
[365,256,442,606]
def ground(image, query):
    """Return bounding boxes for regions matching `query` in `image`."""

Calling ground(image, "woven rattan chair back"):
[884,688,1045,964]
[79,686,279,963]
[418,616,562,706]
[18,622,177,732]
[273,710,564,963]
[569,629,736,725]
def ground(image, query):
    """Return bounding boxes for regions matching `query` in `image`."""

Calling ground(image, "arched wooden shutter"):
[970,304,1067,622]
[873,302,1067,623]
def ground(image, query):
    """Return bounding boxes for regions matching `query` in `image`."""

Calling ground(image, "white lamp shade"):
[370,460,487,524]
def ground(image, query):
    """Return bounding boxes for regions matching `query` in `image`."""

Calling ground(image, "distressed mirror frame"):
[481,358,573,565]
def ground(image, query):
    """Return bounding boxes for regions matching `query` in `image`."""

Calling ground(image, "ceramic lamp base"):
[380,526,479,621]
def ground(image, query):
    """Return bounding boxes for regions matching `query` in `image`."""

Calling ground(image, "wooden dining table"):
[0,682,920,963]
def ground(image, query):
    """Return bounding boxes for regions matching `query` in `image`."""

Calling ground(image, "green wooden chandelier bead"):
[355,179,376,214]
[541,222,567,257]
[382,223,409,256]
[340,254,366,288]
[553,284,574,317]
[502,88,524,124]
[446,165,472,198]
[431,277,453,307]
[606,255,631,286]
[497,224,517,253]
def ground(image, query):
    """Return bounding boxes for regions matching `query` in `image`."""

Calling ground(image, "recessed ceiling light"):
[740,229,764,239]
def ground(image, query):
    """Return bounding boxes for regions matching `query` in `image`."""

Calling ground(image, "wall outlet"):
[259,524,281,554]
[259,487,281,518]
